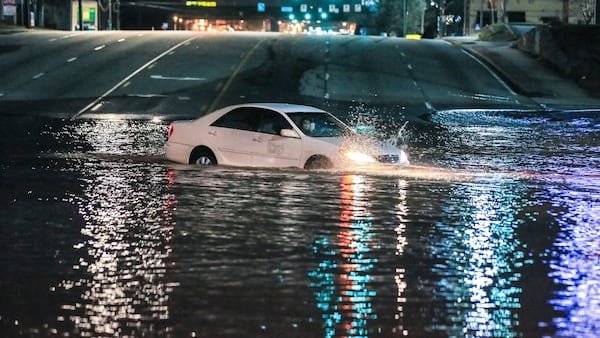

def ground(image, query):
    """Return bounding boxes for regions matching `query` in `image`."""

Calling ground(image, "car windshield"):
[286,112,354,137]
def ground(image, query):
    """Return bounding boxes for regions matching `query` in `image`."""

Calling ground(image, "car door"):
[252,109,302,167]
[208,107,260,166]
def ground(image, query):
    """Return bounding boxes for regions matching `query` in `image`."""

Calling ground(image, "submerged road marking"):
[150,75,206,81]
[32,72,45,79]
[72,35,200,119]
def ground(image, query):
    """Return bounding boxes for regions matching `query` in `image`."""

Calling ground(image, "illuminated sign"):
[186,1,217,7]
[281,6,292,12]
[257,2,265,12]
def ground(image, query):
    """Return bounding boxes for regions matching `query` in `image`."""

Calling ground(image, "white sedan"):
[165,103,409,169]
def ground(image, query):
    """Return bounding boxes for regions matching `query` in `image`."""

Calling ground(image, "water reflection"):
[545,178,600,338]
[4,111,599,337]
[309,175,376,337]
[55,120,176,337]
[432,181,530,337]
[309,175,410,337]
[393,179,409,336]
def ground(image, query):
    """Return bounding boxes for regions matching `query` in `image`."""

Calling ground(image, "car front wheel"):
[189,148,217,166]
[304,155,332,169]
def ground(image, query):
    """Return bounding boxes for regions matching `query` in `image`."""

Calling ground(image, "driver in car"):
[301,119,315,135]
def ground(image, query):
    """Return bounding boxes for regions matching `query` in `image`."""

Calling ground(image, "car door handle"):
[252,136,264,142]
[208,131,216,136]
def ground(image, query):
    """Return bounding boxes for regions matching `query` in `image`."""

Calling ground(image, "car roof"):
[222,103,327,114]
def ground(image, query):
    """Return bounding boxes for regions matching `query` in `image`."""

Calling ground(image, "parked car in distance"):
[165,103,409,169]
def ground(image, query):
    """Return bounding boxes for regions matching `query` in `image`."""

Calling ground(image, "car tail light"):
[168,124,174,139]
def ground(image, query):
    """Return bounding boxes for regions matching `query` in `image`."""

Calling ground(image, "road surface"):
[0,30,541,121]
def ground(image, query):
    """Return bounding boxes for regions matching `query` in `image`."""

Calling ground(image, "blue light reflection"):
[432,181,530,338]
[544,177,600,338]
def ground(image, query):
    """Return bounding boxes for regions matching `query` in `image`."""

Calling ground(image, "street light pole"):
[463,0,468,35]
[438,0,446,38]
[403,0,407,36]
[107,0,112,30]
[78,0,82,30]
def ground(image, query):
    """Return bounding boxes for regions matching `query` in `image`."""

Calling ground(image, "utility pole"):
[403,0,407,36]
[107,0,112,29]
[115,0,120,29]
[78,0,82,30]
[438,0,446,38]
[463,0,468,35]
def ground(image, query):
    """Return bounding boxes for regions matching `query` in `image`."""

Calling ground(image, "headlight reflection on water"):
[309,175,377,338]
[309,175,411,337]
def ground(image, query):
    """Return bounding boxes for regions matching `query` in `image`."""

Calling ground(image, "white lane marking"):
[72,35,200,119]
[67,57,77,63]
[126,93,167,98]
[150,75,206,81]
[32,72,45,79]
[118,38,125,42]
[50,33,80,42]
[94,45,106,51]
[207,38,266,112]
[91,102,103,111]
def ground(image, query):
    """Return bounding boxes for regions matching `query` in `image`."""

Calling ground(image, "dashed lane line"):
[71,35,200,119]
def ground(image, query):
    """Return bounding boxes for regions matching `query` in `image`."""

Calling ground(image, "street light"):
[173,16,183,30]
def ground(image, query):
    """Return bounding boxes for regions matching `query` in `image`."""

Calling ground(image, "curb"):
[447,39,552,97]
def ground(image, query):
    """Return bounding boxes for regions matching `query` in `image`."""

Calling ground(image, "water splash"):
[346,103,412,149]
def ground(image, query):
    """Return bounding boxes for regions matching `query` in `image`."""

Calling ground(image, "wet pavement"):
[1,26,600,338]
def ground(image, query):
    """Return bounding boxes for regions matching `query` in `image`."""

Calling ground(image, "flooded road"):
[1,110,599,337]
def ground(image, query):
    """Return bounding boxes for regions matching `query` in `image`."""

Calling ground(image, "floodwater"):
[1,109,599,338]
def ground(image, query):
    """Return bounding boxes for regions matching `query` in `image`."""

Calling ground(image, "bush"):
[478,23,519,41]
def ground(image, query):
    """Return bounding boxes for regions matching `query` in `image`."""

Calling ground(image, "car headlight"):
[400,150,409,164]
[342,150,376,163]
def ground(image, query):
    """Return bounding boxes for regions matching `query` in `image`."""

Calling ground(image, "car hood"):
[318,135,402,156]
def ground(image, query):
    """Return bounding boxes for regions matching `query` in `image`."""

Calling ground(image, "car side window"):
[257,110,292,135]
[210,107,260,131]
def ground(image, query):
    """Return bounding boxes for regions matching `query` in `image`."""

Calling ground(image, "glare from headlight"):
[400,150,409,164]
[343,150,376,163]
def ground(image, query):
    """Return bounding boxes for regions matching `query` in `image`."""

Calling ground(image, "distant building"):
[1,0,597,31]
[468,0,598,29]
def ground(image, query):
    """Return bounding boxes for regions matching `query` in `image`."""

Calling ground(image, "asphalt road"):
[0,30,542,121]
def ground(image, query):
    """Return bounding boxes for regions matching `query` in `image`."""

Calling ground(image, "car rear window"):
[211,107,259,131]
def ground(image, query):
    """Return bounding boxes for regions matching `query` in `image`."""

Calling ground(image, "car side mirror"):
[280,129,300,138]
